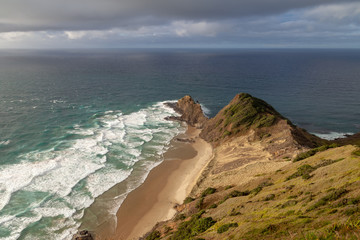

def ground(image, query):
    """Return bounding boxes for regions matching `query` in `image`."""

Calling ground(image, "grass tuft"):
[201,187,216,197]
[217,223,238,234]
[293,144,338,162]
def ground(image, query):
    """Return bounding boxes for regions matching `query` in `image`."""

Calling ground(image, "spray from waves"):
[312,131,354,140]
[0,140,11,146]
[0,101,185,240]
[200,104,211,117]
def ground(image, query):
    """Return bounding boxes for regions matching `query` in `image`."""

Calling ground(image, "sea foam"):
[313,131,354,140]
[0,101,184,240]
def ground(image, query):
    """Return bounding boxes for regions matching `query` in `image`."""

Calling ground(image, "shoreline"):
[106,126,212,240]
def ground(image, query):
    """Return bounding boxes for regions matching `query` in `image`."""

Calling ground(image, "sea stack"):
[165,95,207,128]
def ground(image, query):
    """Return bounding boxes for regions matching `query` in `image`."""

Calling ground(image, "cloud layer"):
[0,0,359,48]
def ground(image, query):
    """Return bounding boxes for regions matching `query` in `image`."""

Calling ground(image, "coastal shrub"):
[315,158,343,168]
[229,208,241,216]
[261,224,278,235]
[352,149,360,157]
[170,211,216,240]
[286,164,315,181]
[196,197,204,209]
[217,223,238,234]
[264,194,275,201]
[293,144,338,162]
[307,188,348,212]
[183,197,195,204]
[221,190,251,203]
[344,207,359,216]
[208,203,217,209]
[336,197,360,207]
[259,132,271,140]
[146,230,161,240]
[175,213,186,221]
[302,219,360,239]
[287,159,343,181]
[222,94,280,134]
[201,187,216,197]
[252,187,263,195]
[228,190,250,198]
[216,119,223,127]
[225,185,234,190]
[280,200,297,208]
[254,115,276,128]
[164,226,172,234]
[223,130,231,137]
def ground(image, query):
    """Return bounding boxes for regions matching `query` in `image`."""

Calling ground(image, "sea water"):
[0,49,359,239]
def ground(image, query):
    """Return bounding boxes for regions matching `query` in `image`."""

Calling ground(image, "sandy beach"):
[89,126,213,240]
[113,126,212,239]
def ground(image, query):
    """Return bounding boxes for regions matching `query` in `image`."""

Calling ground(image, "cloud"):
[0,32,33,41]
[0,0,357,33]
[305,2,360,24]
[1,1,360,48]
[173,21,228,37]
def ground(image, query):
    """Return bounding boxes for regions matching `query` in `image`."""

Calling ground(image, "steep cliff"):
[145,93,360,240]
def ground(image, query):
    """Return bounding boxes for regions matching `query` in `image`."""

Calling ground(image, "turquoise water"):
[0,49,360,239]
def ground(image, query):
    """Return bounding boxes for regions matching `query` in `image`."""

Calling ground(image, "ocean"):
[0,49,359,239]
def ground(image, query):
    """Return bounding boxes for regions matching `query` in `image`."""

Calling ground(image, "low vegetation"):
[144,145,360,240]
[307,188,348,211]
[201,188,216,197]
[352,148,360,157]
[183,197,195,204]
[222,93,281,132]
[293,144,338,162]
[287,158,344,181]
[145,230,161,240]
[217,223,238,234]
[170,211,216,240]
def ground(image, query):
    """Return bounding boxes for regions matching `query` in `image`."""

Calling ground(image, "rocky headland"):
[143,93,360,240]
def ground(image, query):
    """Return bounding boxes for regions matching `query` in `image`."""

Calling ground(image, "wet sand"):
[111,127,213,240]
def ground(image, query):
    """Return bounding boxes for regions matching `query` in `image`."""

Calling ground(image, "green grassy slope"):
[145,145,360,240]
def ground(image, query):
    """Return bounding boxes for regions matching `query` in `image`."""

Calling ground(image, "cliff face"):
[166,95,208,128]
[144,93,360,240]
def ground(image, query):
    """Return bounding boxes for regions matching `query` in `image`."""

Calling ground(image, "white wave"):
[313,131,354,140]
[0,140,11,146]
[200,103,211,117]
[50,100,66,104]
[0,160,58,211]
[0,100,185,240]
[0,214,42,240]
[86,167,132,199]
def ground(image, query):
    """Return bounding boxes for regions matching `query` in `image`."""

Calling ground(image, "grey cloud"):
[0,0,358,32]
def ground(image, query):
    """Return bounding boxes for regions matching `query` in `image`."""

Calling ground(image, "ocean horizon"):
[0,48,359,239]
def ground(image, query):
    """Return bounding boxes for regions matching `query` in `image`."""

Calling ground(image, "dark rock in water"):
[175,138,195,143]
[164,116,181,122]
[72,230,94,240]
[333,132,360,146]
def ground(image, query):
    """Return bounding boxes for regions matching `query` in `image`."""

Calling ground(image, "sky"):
[0,0,360,48]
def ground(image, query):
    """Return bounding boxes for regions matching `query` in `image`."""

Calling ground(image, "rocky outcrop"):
[200,93,326,149]
[165,95,207,128]
[72,230,94,240]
